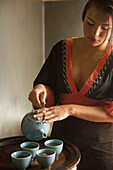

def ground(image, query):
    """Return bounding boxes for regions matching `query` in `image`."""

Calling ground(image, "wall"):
[0,0,44,138]
[0,0,88,139]
[44,0,88,57]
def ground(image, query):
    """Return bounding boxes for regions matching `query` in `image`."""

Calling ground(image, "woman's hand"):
[28,84,47,107]
[32,104,113,123]
[32,105,71,123]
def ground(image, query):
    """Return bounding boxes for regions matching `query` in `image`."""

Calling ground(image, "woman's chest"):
[72,53,100,91]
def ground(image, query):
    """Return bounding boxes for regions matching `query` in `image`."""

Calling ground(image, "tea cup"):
[11,150,32,170]
[44,139,63,156]
[20,141,39,159]
[36,148,56,168]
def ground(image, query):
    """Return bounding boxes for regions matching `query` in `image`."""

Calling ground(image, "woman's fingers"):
[32,105,70,123]
[33,108,52,120]
[28,84,47,107]
[39,92,46,106]
[32,107,60,122]
[29,92,40,107]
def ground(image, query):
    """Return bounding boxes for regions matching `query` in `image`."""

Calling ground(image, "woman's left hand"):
[32,105,71,123]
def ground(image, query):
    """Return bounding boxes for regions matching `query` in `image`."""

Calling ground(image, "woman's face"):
[83,6,112,47]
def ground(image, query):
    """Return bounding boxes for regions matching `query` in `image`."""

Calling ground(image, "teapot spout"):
[27,129,47,141]
[42,133,47,138]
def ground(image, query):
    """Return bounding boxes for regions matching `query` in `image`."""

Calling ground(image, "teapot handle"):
[33,104,41,110]
[33,104,45,110]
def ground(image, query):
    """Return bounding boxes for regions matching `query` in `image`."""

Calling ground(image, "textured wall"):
[44,0,88,58]
[0,0,44,138]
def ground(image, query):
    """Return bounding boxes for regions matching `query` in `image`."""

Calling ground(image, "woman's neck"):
[81,37,110,58]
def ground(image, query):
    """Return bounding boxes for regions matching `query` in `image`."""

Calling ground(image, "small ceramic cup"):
[44,139,63,157]
[36,148,56,168]
[11,150,32,170]
[20,141,40,159]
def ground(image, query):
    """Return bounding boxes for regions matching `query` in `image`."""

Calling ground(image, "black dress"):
[33,38,113,170]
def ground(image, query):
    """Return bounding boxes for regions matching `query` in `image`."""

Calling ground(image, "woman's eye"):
[102,26,109,31]
[87,21,94,26]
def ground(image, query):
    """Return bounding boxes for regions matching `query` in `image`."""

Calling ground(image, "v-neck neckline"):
[66,37,112,95]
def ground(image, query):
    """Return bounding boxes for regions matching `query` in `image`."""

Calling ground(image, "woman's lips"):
[90,37,99,42]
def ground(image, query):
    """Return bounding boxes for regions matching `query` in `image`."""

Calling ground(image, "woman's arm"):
[70,104,113,122]
[33,104,113,123]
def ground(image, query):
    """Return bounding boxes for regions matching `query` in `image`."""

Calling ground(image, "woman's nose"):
[93,26,101,37]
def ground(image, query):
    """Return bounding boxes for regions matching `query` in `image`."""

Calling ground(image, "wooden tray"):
[0,136,81,170]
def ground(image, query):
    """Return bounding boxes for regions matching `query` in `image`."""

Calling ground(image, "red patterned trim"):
[104,101,113,116]
[66,38,113,95]
[66,38,77,94]
[59,92,105,106]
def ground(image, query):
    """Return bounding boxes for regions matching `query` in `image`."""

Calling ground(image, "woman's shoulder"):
[53,37,83,48]
[51,37,85,56]
[71,37,86,55]
[72,37,84,47]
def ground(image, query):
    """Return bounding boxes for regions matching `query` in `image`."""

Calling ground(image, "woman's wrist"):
[68,105,77,116]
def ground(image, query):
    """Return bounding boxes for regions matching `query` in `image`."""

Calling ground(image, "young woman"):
[28,0,113,169]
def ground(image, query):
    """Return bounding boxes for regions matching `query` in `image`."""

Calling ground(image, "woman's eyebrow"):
[87,17,95,23]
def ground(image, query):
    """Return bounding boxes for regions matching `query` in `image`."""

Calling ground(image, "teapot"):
[21,106,50,141]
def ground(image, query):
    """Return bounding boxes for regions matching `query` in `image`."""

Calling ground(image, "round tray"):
[0,136,81,170]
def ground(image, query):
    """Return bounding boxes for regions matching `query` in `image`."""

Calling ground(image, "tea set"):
[11,105,63,169]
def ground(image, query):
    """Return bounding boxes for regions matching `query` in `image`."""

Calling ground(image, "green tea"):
[47,143,60,147]
[24,145,36,149]
[38,152,52,156]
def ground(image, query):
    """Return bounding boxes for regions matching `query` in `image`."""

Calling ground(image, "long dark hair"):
[82,0,113,21]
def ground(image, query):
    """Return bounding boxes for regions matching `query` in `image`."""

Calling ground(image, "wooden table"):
[0,136,81,170]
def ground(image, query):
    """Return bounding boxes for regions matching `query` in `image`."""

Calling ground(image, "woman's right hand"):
[28,84,47,107]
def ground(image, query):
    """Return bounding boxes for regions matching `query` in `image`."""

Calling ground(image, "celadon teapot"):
[21,106,50,141]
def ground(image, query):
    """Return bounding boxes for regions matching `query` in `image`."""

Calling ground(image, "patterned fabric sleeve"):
[103,76,113,116]
[84,47,113,116]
